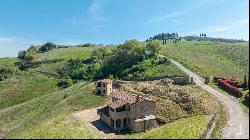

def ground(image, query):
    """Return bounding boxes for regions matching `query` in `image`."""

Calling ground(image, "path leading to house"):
[72,107,117,139]
[160,55,249,139]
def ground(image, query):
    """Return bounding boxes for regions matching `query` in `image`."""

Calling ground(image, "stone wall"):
[131,118,157,133]
[173,76,190,85]
[145,119,157,130]
[130,99,156,120]
[131,119,144,133]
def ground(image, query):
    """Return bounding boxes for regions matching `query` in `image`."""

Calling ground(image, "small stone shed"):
[97,91,157,133]
[95,79,113,97]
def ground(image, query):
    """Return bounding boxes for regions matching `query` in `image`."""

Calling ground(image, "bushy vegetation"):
[57,76,73,88]
[57,39,170,81]
[18,45,39,61]
[39,42,57,53]
[0,68,13,81]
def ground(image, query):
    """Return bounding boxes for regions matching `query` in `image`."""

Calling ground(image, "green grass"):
[0,58,18,69]
[31,47,97,76]
[38,47,94,60]
[126,115,210,139]
[142,63,186,78]
[0,72,59,109]
[8,115,101,139]
[162,41,249,80]
[31,46,115,77]
[1,82,107,138]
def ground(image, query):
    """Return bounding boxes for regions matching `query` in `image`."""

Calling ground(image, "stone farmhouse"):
[95,79,113,97]
[97,91,157,133]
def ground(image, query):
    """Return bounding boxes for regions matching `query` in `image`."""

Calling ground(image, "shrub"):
[0,68,13,81]
[18,50,27,60]
[15,61,40,71]
[17,45,39,61]
[57,76,73,88]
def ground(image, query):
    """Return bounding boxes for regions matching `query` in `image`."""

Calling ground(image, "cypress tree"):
[243,74,247,89]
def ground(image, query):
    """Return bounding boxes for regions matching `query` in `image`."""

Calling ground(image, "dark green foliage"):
[0,68,13,81]
[57,59,85,79]
[18,50,27,60]
[16,61,40,71]
[58,39,173,81]
[91,48,111,60]
[98,40,146,78]
[79,43,95,47]
[39,42,57,53]
[18,45,39,61]
[148,33,178,41]
[57,76,73,88]
[243,74,247,89]
[121,56,169,79]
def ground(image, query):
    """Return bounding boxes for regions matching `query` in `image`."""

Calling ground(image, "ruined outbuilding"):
[95,79,113,97]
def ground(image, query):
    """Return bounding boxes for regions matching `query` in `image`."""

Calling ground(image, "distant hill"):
[146,33,246,43]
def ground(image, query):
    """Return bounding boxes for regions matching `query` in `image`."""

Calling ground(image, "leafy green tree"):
[146,40,162,56]
[39,42,57,52]
[91,48,110,60]
[18,50,27,60]
[120,39,146,57]
[24,45,39,61]
[17,45,39,61]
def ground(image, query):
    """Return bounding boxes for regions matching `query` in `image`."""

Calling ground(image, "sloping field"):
[162,41,249,80]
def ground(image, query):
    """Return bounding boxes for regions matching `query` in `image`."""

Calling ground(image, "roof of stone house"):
[108,92,144,109]
[98,79,112,83]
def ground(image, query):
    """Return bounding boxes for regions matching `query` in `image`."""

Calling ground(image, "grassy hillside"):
[33,47,99,76]
[0,73,59,109]
[162,40,249,80]
[37,47,96,60]
[1,82,107,138]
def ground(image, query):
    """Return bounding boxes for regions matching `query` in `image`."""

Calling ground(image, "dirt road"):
[167,57,249,139]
